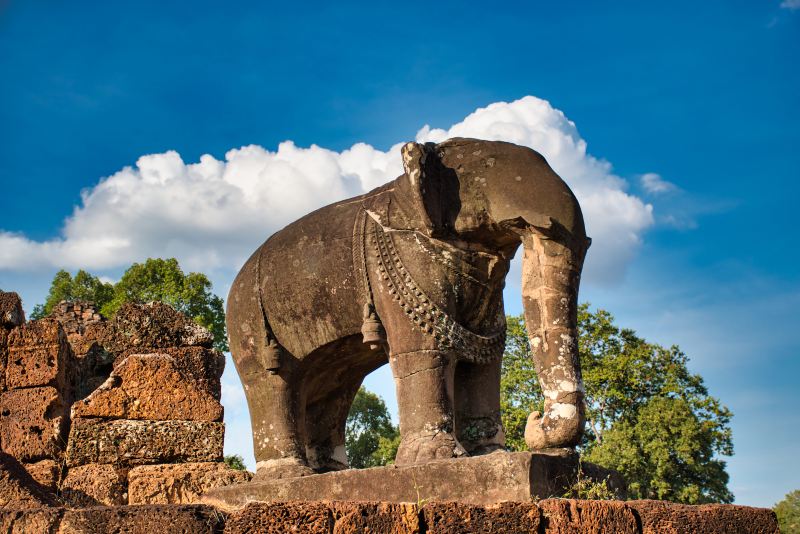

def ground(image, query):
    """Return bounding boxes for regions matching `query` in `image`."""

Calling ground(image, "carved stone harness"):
[354,209,505,364]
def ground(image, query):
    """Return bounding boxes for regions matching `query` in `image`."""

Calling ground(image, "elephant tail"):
[227,248,284,376]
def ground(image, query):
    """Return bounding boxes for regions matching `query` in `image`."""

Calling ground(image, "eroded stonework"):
[0,290,245,508]
[71,353,223,422]
[128,462,252,505]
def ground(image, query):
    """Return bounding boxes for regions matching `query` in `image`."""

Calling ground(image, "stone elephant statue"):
[227,138,591,479]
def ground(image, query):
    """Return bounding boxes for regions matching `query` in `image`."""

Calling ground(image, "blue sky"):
[1,1,798,507]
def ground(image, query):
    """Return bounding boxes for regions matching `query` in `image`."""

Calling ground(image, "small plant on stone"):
[412,472,430,507]
[560,458,616,500]
[564,476,615,500]
[563,469,616,500]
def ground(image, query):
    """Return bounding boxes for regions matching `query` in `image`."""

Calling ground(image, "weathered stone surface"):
[6,319,71,390]
[0,292,24,328]
[128,462,251,505]
[61,464,127,507]
[0,452,59,508]
[66,418,224,467]
[538,498,638,533]
[331,502,420,534]
[0,508,63,533]
[116,346,225,399]
[72,354,223,422]
[423,501,540,533]
[70,341,115,403]
[105,302,214,353]
[224,502,332,534]
[24,460,60,491]
[0,329,8,393]
[50,300,104,338]
[0,387,67,462]
[0,498,771,532]
[67,321,109,357]
[203,450,579,513]
[628,499,780,534]
[60,504,224,533]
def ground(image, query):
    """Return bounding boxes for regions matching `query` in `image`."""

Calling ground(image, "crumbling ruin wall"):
[0,496,782,533]
[0,291,250,508]
[0,291,781,533]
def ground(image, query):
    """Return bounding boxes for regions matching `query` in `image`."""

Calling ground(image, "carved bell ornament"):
[361,303,386,349]
[260,337,284,372]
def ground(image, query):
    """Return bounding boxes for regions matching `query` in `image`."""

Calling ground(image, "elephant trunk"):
[520,231,587,449]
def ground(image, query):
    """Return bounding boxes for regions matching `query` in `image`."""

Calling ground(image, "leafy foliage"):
[500,315,543,452]
[345,387,400,468]
[30,269,114,319]
[563,469,616,500]
[775,490,800,534]
[32,258,228,351]
[501,304,734,504]
[584,396,732,503]
[224,454,247,471]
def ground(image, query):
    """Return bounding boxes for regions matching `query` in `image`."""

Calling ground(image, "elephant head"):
[399,138,591,450]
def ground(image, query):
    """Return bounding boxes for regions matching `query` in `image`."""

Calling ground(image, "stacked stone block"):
[60,301,242,505]
[0,292,72,499]
[0,291,249,507]
[50,300,104,338]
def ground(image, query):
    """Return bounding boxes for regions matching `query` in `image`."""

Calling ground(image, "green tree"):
[501,304,734,504]
[224,454,248,471]
[32,258,228,351]
[345,387,400,468]
[30,269,114,319]
[775,490,800,534]
[500,315,543,452]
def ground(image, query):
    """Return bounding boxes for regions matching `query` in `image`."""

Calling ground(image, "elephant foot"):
[306,444,349,473]
[254,458,315,480]
[394,431,468,466]
[467,443,505,456]
[458,417,505,456]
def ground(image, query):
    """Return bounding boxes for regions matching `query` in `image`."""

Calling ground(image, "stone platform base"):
[0,500,779,533]
[202,450,623,513]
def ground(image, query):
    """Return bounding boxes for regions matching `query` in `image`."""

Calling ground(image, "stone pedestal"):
[203,450,598,513]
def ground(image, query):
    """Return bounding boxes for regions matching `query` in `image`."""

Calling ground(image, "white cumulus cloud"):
[780,0,800,10]
[0,96,654,285]
[640,172,677,195]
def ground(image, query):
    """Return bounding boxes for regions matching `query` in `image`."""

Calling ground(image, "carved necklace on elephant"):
[354,209,505,364]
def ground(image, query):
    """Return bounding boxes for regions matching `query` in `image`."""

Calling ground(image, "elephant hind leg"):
[227,257,313,480]
[454,359,505,455]
[304,380,361,472]
[242,370,315,479]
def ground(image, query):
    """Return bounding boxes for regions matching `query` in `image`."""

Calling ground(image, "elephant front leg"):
[391,350,467,465]
[454,359,505,455]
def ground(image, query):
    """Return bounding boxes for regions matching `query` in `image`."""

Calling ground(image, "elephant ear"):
[400,141,459,237]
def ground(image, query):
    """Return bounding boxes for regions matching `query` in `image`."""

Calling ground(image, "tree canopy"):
[223,454,248,471]
[774,490,800,534]
[30,269,114,319]
[345,387,400,468]
[501,304,734,504]
[31,258,228,351]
